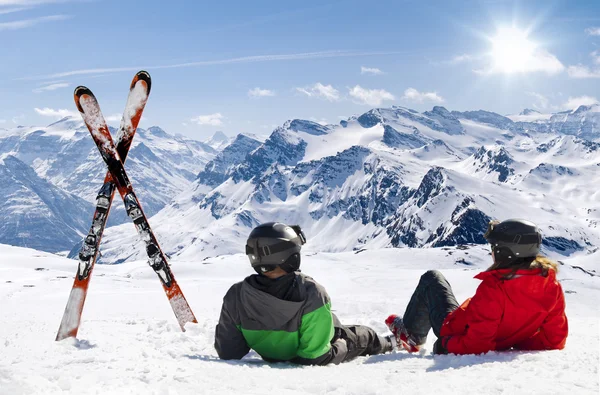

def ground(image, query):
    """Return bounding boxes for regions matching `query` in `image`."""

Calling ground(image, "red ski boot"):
[385,314,421,353]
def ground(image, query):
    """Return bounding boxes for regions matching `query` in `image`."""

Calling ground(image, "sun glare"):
[490,26,538,74]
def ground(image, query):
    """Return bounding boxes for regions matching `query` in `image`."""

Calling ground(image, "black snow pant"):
[403,270,459,344]
[333,315,392,361]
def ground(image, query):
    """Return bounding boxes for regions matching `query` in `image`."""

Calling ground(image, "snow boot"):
[385,314,421,353]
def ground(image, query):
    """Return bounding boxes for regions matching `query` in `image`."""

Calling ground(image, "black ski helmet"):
[484,219,542,262]
[246,222,307,274]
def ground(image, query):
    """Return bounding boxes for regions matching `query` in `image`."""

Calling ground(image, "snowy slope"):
[0,243,598,394]
[98,105,600,263]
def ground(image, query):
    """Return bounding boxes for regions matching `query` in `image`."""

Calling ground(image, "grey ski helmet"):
[484,219,542,262]
[246,222,307,274]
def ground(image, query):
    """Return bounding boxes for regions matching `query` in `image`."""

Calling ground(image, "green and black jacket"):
[214,272,348,365]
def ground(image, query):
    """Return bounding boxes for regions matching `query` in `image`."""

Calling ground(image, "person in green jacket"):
[214,222,395,365]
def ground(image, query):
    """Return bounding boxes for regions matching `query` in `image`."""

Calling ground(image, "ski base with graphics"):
[56,71,152,341]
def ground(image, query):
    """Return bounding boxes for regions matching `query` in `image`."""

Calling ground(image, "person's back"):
[441,264,567,354]
[214,222,394,365]
[387,218,568,356]
[216,271,337,363]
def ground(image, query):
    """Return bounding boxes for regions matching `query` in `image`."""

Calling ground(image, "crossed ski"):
[56,71,196,341]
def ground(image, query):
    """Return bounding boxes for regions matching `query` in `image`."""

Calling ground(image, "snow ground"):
[0,243,598,395]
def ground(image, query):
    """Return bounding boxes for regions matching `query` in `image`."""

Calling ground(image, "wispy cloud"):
[191,113,224,126]
[567,51,600,78]
[526,91,551,111]
[568,65,600,78]
[34,107,77,118]
[32,81,70,93]
[450,54,476,64]
[105,114,122,122]
[433,53,483,67]
[0,0,72,5]
[296,83,340,101]
[0,119,6,124]
[349,85,395,106]
[248,87,275,98]
[12,114,24,124]
[309,117,329,125]
[0,7,28,14]
[585,27,600,36]
[0,14,70,31]
[360,66,384,75]
[475,49,564,75]
[20,50,402,80]
[563,95,599,110]
[401,87,444,104]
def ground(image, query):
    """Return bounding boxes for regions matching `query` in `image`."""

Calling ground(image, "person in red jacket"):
[386,218,568,355]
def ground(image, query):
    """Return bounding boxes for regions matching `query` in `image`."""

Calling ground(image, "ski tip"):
[132,70,152,94]
[73,86,95,113]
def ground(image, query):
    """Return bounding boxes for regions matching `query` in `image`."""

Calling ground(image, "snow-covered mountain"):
[97,104,600,263]
[203,131,231,151]
[0,154,92,252]
[0,117,217,252]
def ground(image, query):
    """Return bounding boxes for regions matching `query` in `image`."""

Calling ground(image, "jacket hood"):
[474,268,549,281]
[239,278,305,330]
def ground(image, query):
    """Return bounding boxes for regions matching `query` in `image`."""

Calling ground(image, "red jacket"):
[440,268,568,355]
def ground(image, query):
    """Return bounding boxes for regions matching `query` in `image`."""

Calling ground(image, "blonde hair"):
[487,255,558,279]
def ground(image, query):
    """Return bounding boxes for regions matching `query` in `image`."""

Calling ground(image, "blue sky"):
[1,0,600,139]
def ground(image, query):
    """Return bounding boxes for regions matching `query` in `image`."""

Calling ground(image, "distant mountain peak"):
[283,119,330,136]
[520,108,541,116]
[572,103,600,114]
[209,131,228,142]
[47,116,83,130]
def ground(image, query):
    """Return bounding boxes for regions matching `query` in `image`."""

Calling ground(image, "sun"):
[490,26,538,74]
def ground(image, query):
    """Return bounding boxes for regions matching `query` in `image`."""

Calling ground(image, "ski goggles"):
[484,220,501,242]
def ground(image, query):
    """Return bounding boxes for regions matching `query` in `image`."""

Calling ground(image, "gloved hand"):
[433,337,450,355]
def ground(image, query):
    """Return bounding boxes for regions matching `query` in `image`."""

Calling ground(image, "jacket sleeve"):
[290,286,347,366]
[514,283,568,350]
[445,280,503,355]
[214,286,250,360]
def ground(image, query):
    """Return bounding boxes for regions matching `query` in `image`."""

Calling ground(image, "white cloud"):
[526,91,551,111]
[349,85,395,106]
[567,51,600,78]
[32,82,70,93]
[0,7,28,15]
[296,83,340,101]
[34,107,77,118]
[567,64,600,78]
[401,87,444,104]
[452,54,474,63]
[360,66,384,75]
[191,113,224,126]
[0,14,71,31]
[248,87,275,98]
[585,27,600,36]
[449,54,477,64]
[12,114,24,124]
[105,114,122,122]
[563,95,599,110]
[309,117,328,126]
[475,48,564,75]
[0,119,6,124]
